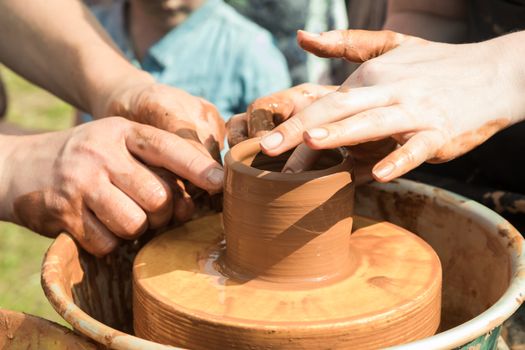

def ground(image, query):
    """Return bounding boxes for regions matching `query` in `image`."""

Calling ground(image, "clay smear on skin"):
[432,118,510,162]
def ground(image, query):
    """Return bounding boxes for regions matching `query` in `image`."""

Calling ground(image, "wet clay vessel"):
[0,308,99,349]
[132,138,442,349]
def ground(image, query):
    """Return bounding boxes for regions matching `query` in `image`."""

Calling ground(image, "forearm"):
[0,0,152,115]
[493,31,525,124]
[384,0,468,43]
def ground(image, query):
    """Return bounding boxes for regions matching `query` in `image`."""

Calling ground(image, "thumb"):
[282,144,321,174]
[297,29,411,62]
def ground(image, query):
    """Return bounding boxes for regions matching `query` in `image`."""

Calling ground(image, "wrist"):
[87,64,155,119]
[490,31,525,124]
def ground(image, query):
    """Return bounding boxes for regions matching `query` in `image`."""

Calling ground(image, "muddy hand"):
[1,118,223,256]
[96,81,225,162]
[261,29,525,182]
[226,84,336,172]
[95,81,225,216]
[227,84,336,148]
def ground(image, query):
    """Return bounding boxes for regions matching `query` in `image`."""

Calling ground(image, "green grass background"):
[0,65,73,325]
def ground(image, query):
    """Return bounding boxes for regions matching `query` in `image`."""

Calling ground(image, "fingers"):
[172,123,222,164]
[282,144,321,173]
[260,87,394,156]
[372,131,443,182]
[303,106,419,149]
[198,98,226,150]
[247,84,337,138]
[172,179,195,222]
[109,158,173,229]
[247,95,294,137]
[110,157,171,209]
[248,108,277,137]
[127,123,224,193]
[84,181,148,240]
[227,113,249,147]
[297,29,410,62]
[349,139,398,186]
[148,166,194,223]
[74,209,120,257]
[226,85,337,149]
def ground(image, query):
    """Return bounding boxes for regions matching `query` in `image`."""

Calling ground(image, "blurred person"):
[227,0,348,85]
[78,0,290,123]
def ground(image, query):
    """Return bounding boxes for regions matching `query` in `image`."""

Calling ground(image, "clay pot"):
[43,178,525,350]
[222,138,355,284]
[132,139,441,349]
[0,308,99,349]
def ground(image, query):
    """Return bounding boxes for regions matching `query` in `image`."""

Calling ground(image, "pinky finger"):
[372,131,443,182]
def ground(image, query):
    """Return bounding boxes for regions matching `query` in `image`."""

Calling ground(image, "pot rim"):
[383,179,525,350]
[225,138,352,182]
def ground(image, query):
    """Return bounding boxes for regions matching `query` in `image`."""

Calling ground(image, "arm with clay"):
[0,117,224,256]
[0,0,225,158]
[0,0,225,255]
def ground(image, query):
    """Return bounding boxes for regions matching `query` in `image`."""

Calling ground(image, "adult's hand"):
[226,84,396,184]
[0,117,224,256]
[259,29,525,182]
[94,80,225,162]
[97,81,226,217]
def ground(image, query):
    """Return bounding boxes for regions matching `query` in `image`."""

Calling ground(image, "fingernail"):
[373,162,395,179]
[206,167,224,187]
[261,132,283,150]
[306,128,329,140]
[299,30,320,38]
[282,168,295,174]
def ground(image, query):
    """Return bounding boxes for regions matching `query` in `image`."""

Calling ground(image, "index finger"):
[127,123,224,193]
[260,86,394,156]
[297,29,409,62]
[247,84,337,138]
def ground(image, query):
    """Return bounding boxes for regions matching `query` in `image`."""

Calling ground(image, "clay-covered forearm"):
[0,0,150,115]
[384,0,468,43]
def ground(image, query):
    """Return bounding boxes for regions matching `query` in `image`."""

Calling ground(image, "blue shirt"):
[88,0,291,120]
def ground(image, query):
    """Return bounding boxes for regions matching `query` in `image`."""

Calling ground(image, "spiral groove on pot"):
[222,139,355,284]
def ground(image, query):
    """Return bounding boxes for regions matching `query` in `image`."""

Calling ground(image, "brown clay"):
[132,138,442,349]
[222,138,355,284]
[0,308,99,349]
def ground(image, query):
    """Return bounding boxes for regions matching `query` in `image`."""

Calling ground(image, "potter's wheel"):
[133,214,441,349]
